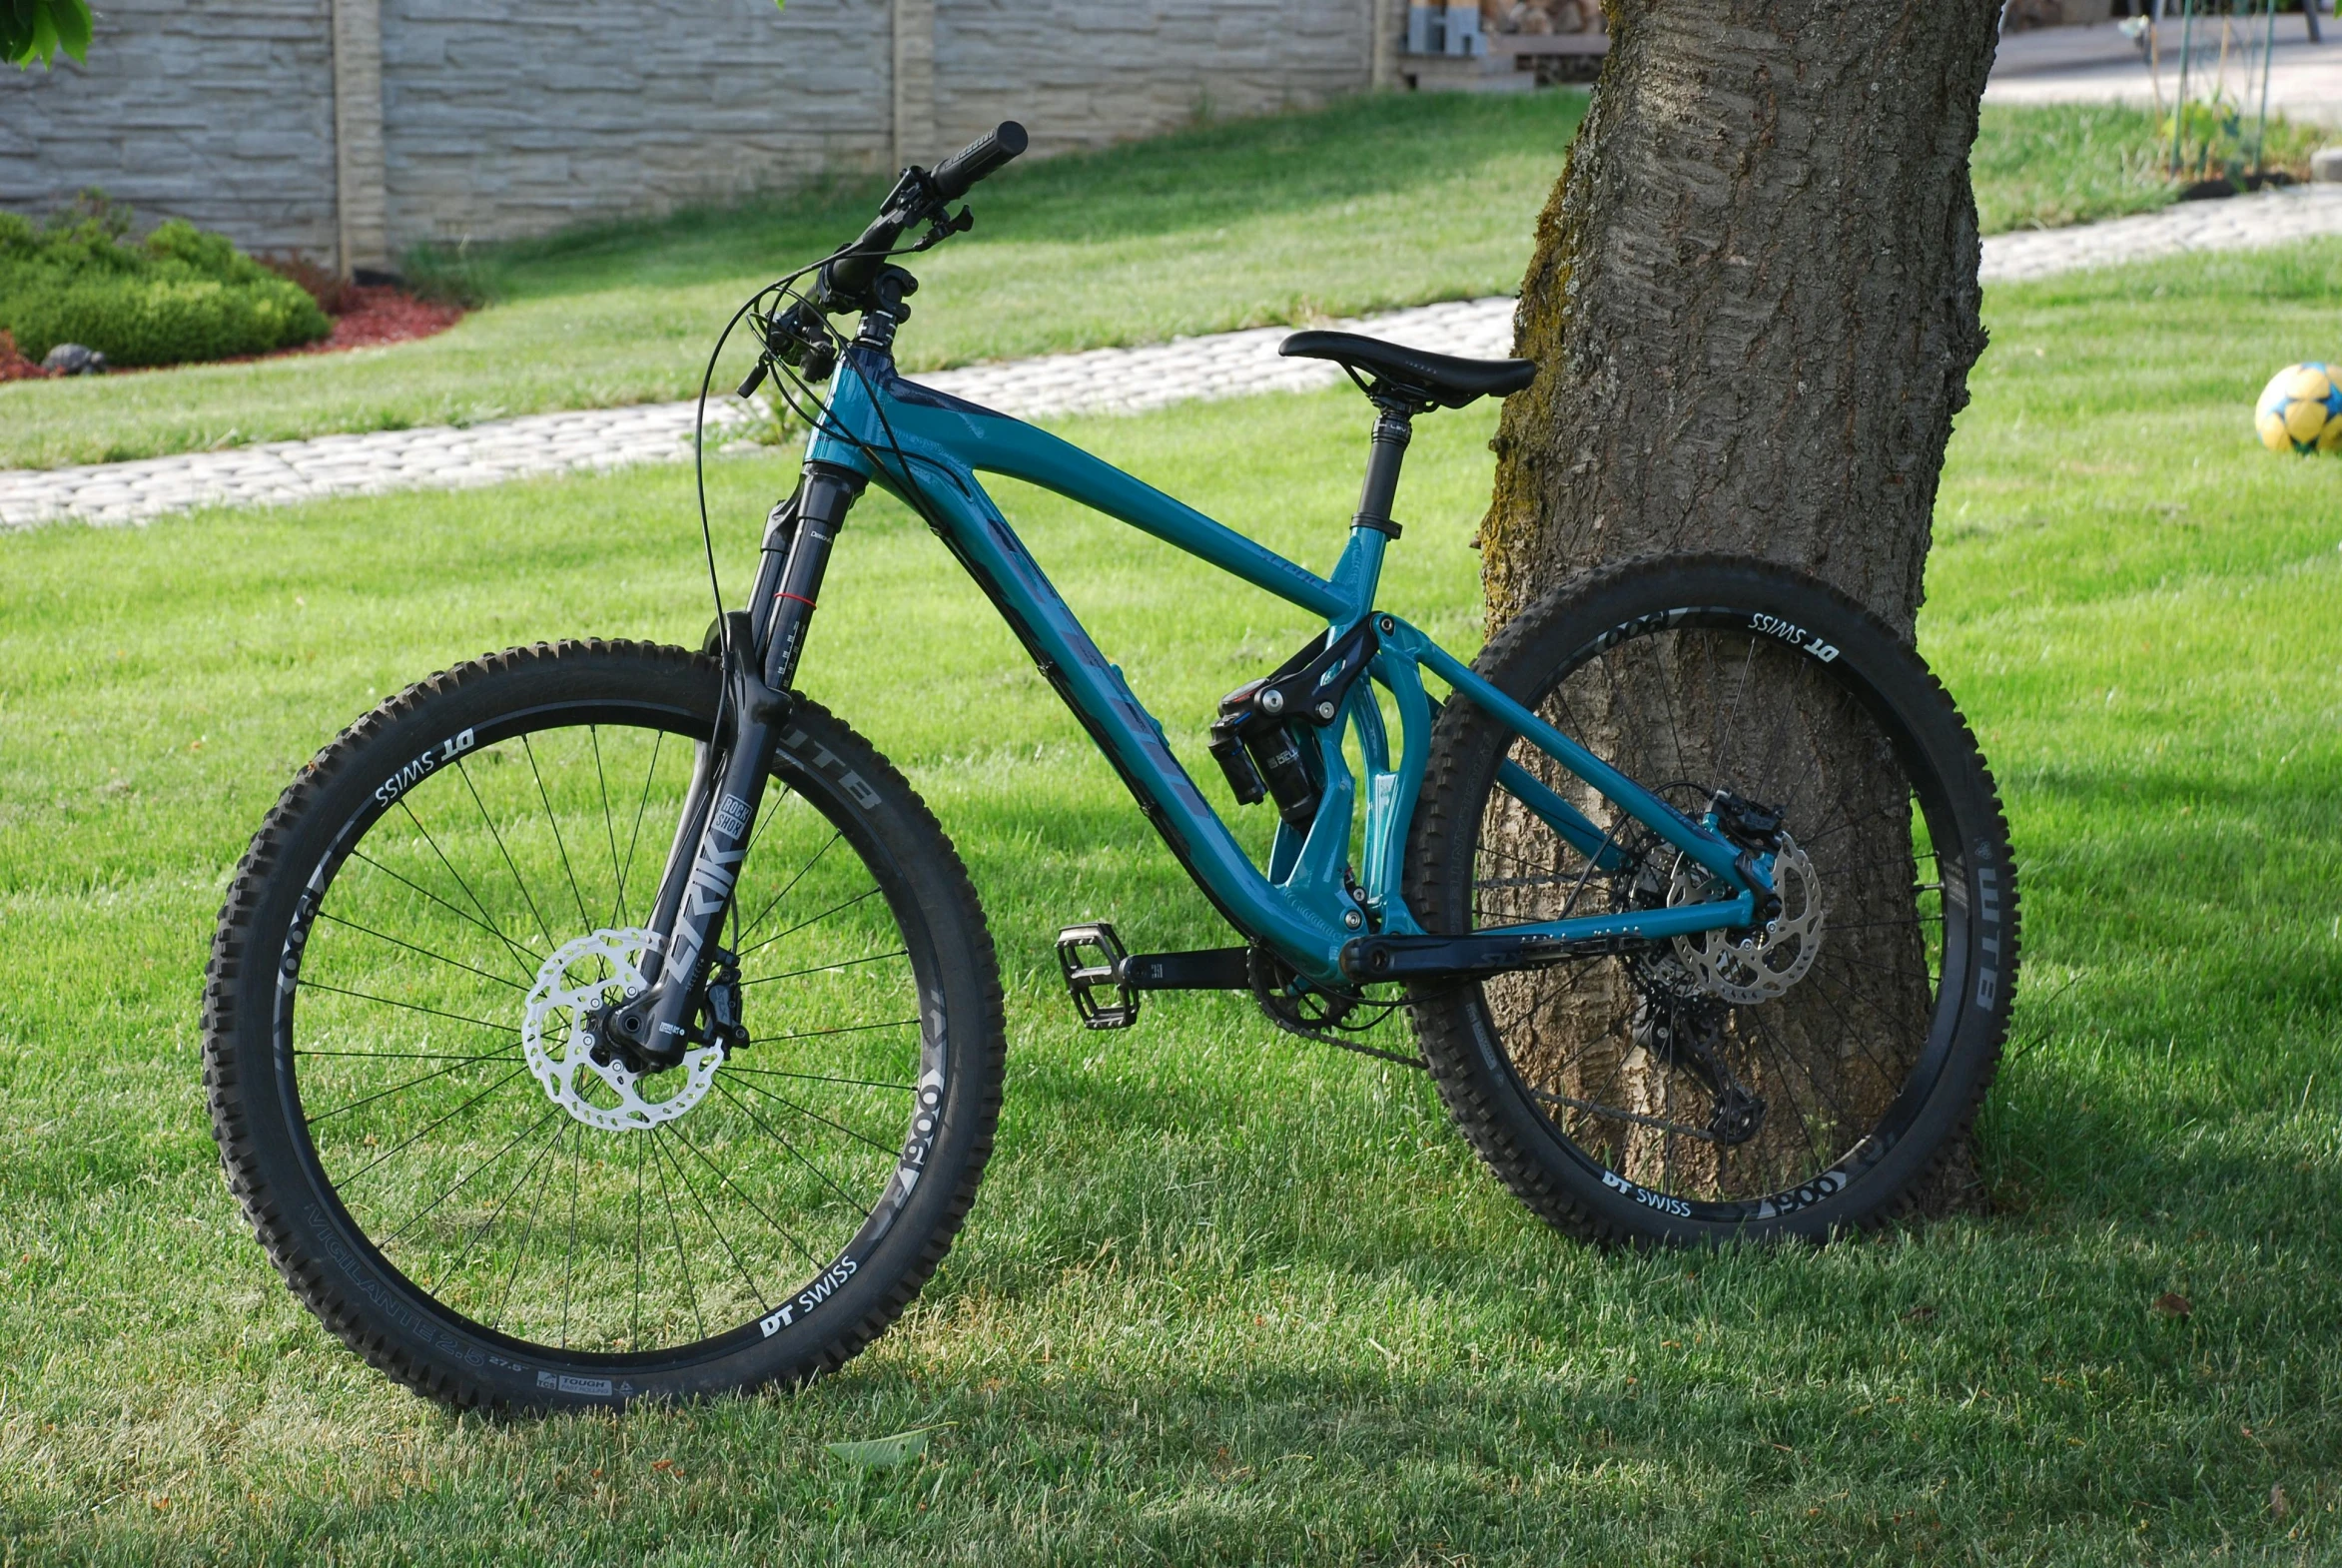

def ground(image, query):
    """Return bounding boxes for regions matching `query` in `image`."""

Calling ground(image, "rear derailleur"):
[1632,996,1765,1146]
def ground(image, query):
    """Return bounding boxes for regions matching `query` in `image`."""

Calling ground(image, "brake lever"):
[909,206,974,254]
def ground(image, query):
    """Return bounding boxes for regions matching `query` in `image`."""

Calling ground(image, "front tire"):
[1405,557,2016,1244]
[204,640,1005,1409]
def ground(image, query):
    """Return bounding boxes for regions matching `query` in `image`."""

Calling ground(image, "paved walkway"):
[6,187,2342,531]
[1984,20,2342,128]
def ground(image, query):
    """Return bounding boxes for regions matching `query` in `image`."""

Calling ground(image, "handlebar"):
[932,121,1028,201]
[817,121,1027,312]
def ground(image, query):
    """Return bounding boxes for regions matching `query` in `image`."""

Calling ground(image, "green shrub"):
[0,201,331,368]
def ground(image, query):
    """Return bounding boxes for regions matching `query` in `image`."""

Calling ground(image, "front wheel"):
[1405,557,2016,1244]
[204,640,1004,1409]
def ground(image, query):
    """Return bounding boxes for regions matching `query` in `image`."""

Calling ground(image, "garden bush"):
[0,197,331,368]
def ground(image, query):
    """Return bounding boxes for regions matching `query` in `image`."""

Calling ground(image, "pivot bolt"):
[1377,615,1395,635]
[1259,689,1285,714]
[1343,909,1364,930]
[1315,701,1336,721]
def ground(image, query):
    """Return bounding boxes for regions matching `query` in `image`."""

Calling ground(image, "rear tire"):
[1405,557,2016,1244]
[204,640,1005,1409]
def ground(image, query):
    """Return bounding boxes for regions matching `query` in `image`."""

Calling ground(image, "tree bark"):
[1484,0,1999,634]
[1480,0,2001,1213]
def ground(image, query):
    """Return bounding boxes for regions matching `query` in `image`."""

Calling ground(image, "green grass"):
[2,94,2296,474]
[0,92,1586,472]
[5,237,2342,1563]
[1971,102,2331,234]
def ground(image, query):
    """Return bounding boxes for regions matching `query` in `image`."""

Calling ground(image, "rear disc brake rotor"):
[1667,833,1825,1006]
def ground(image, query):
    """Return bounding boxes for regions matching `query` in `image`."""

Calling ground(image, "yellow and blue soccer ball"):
[2255,363,2342,455]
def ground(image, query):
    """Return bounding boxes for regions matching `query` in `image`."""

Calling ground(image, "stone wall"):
[378,0,894,249]
[0,0,1377,270]
[0,0,342,258]
[928,0,1375,163]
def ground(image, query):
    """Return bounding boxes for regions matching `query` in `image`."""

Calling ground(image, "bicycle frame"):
[760,345,1771,989]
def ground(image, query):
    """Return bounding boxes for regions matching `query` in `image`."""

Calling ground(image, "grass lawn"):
[1969,101,2330,235]
[4,236,2341,1562]
[1,95,2299,474]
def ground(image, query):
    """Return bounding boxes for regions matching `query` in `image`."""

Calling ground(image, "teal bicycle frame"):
[805,346,1769,988]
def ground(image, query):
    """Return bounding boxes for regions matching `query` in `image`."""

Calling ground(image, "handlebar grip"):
[930,121,1028,201]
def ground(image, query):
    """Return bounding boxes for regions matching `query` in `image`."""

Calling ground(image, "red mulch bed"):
[0,330,51,383]
[197,285,467,369]
[305,285,467,355]
[1,288,465,382]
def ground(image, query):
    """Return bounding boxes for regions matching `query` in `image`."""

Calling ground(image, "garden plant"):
[0,197,330,370]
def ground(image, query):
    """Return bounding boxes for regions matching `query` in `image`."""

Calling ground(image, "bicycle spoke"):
[720,1064,917,1093]
[666,1110,825,1267]
[522,733,596,935]
[384,1102,564,1248]
[314,908,527,992]
[735,880,876,964]
[305,1047,521,1127]
[614,729,665,929]
[350,848,539,984]
[710,1076,878,1221]
[491,1119,568,1331]
[735,828,847,941]
[336,1065,533,1187]
[456,756,558,954]
[393,803,544,978]
[725,1072,901,1160]
[299,980,517,1038]
[648,1128,705,1343]
[737,948,909,989]
[744,1018,921,1047]
[427,1108,568,1297]
[656,1126,769,1314]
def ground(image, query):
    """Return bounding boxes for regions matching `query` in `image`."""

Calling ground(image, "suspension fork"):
[616,460,866,1066]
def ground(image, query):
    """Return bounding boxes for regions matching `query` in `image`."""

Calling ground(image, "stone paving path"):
[6,186,2340,531]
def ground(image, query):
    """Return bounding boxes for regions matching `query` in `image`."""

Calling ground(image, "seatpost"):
[1352,400,1415,537]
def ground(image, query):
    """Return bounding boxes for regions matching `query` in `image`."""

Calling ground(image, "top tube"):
[809,350,1376,626]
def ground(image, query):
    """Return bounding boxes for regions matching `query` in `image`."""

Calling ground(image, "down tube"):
[881,468,1350,980]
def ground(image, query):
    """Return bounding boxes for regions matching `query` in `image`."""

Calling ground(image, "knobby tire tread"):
[204,639,1005,1410]
[1404,554,2019,1245]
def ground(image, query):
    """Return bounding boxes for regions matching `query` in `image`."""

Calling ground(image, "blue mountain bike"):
[205,124,2017,1410]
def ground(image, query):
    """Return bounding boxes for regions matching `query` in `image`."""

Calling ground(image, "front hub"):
[521,929,723,1133]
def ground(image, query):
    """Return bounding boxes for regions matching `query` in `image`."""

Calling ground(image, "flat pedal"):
[1056,922,1139,1030]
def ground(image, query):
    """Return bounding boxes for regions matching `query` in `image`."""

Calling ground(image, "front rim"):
[1456,603,1974,1225]
[274,699,942,1364]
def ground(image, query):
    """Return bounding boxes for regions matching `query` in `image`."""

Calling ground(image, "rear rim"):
[276,700,941,1366]
[1451,603,1973,1225]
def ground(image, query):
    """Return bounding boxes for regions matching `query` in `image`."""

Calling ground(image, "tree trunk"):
[1479,0,2001,1213]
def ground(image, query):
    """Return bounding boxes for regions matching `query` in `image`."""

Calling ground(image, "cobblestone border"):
[5,187,2337,531]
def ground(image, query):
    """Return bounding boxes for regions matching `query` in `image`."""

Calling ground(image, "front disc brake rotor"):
[521,928,723,1132]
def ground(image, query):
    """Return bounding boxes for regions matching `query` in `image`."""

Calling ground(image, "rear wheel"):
[204,640,1004,1408]
[1405,557,2015,1243]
